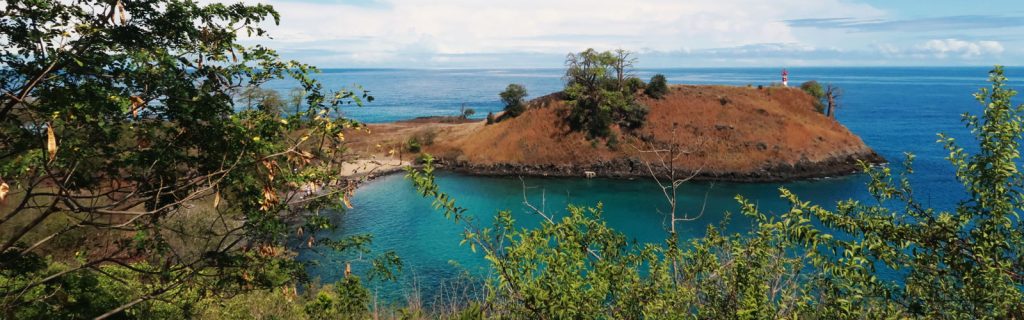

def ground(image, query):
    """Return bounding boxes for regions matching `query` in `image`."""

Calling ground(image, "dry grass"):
[347,85,877,176]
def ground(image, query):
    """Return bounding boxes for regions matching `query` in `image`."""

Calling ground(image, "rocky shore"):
[433,150,884,183]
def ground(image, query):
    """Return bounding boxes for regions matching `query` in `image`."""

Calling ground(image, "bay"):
[278,67,1022,304]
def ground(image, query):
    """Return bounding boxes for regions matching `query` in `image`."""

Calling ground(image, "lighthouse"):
[781,68,789,87]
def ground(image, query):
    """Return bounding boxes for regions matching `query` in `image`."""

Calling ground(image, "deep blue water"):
[280,67,1023,304]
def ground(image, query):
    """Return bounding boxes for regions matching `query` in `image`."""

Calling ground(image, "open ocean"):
[271,67,1023,304]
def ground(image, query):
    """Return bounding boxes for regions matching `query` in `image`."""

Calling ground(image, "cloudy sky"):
[233,0,1024,68]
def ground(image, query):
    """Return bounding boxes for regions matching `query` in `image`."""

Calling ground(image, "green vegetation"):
[499,83,528,119]
[799,80,842,117]
[459,104,476,119]
[407,137,422,153]
[644,74,670,99]
[800,80,826,113]
[407,67,1024,318]
[627,77,647,92]
[486,111,496,124]
[563,49,648,138]
[0,0,396,318]
[3,0,1022,317]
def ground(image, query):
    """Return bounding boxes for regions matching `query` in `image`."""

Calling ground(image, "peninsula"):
[343,84,884,182]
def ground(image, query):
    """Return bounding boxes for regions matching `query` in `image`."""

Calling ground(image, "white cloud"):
[197,0,1024,67]
[919,39,1004,58]
[214,0,883,66]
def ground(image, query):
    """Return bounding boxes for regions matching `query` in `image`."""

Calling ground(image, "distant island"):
[345,84,884,182]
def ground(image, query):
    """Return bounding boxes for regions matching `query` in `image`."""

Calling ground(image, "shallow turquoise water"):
[297,171,872,303]
[287,67,1024,304]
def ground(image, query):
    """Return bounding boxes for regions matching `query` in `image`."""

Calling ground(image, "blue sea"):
[271,67,1023,305]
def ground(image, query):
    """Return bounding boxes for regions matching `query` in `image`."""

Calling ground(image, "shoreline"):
[342,150,884,189]
[342,85,886,185]
[431,150,884,183]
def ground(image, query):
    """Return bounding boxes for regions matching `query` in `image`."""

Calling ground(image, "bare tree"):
[631,125,711,283]
[612,49,637,90]
[825,84,842,119]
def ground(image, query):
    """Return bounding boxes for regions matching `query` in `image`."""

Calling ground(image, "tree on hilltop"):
[499,83,529,119]
[563,48,648,138]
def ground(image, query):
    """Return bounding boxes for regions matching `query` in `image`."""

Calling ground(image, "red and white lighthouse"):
[781,68,789,87]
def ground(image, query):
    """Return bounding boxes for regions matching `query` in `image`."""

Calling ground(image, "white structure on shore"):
[782,68,789,87]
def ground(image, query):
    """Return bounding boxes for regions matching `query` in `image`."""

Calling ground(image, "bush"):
[407,137,422,153]
[626,77,646,92]
[645,74,669,99]
[800,81,827,113]
[718,95,731,106]
[605,133,620,150]
[486,112,495,124]
[800,80,824,99]
[500,84,528,118]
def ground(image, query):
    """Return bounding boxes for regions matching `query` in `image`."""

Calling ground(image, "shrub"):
[645,74,669,99]
[626,77,646,92]
[800,81,827,113]
[500,84,528,118]
[605,133,620,150]
[412,129,437,146]
[407,137,422,153]
[800,80,824,99]
[718,95,731,106]
[486,112,495,124]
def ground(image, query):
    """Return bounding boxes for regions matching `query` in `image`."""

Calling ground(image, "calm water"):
[281,67,1023,303]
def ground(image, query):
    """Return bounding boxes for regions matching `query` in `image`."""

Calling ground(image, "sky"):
[227,0,1024,68]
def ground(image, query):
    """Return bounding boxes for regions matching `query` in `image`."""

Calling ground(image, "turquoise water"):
[285,67,1023,303]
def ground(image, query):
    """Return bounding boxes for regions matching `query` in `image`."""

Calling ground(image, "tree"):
[799,80,826,113]
[644,74,669,99]
[460,105,476,119]
[0,0,394,317]
[626,77,646,93]
[824,84,842,118]
[499,84,528,118]
[564,49,648,138]
[486,112,496,125]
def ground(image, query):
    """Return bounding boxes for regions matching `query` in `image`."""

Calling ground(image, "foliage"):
[626,77,646,92]
[304,277,372,320]
[499,84,528,119]
[605,132,620,150]
[800,80,826,113]
[800,80,825,99]
[462,107,476,119]
[407,67,1024,318]
[407,136,422,153]
[486,112,495,125]
[563,49,648,138]
[410,129,437,148]
[644,74,669,99]
[0,0,395,317]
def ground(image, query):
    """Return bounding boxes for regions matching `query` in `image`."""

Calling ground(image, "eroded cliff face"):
[347,85,884,182]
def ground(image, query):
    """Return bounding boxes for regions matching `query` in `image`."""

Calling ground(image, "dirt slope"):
[347,85,883,182]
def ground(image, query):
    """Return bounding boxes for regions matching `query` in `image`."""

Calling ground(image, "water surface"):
[283,67,1023,303]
